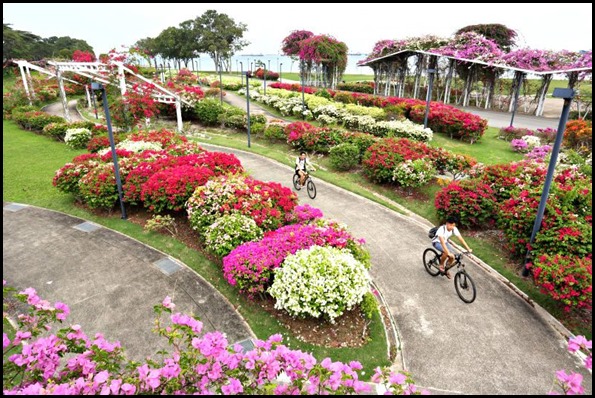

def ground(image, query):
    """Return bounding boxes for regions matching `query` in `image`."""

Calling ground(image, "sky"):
[3,3,593,56]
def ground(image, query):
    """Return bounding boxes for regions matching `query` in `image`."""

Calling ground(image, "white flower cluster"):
[521,135,541,149]
[375,120,433,142]
[268,245,370,323]
[98,139,162,156]
[204,213,263,257]
[392,159,436,188]
[64,128,92,149]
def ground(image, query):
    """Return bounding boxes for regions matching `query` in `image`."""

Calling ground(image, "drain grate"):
[153,257,182,276]
[233,338,255,353]
[73,221,101,233]
[4,203,28,212]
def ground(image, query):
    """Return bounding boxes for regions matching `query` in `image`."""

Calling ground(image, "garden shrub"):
[186,174,297,234]
[64,128,92,149]
[264,124,286,141]
[340,131,379,159]
[128,129,188,147]
[12,111,64,132]
[563,119,592,154]
[392,159,435,188]
[296,127,343,153]
[528,253,592,312]
[480,160,547,203]
[333,91,355,104]
[78,163,119,209]
[43,120,96,141]
[434,179,498,230]
[140,165,214,213]
[498,126,533,141]
[3,88,30,118]
[336,82,375,94]
[268,245,370,323]
[52,154,101,195]
[360,291,379,319]
[250,122,266,136]
[204,213,263,257]
[329,143,360,170]
[194,99,224,126]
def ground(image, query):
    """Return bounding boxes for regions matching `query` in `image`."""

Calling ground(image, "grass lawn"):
[2,120,391,378]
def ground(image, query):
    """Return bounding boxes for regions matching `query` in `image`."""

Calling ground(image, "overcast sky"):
[4,3,592,56]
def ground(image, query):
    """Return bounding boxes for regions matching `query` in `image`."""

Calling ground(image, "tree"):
[3,23,41,62]
[191,10,248,72]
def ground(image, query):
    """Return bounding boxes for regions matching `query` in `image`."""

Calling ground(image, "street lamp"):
[521,88,575,277]
[423,69,436,129]
[90,82,127,220]
[218,62,223,105]
[239,61,244,85]
[279,63,283,83]
[244,71,251,148]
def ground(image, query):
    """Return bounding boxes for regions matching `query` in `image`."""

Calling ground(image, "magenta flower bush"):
[2,283,426,395]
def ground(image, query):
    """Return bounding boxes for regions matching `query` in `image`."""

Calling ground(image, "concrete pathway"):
[3,203,254,363]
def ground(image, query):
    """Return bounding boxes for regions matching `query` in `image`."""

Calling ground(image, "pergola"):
[13,60,191,132]
[358,49,592,118]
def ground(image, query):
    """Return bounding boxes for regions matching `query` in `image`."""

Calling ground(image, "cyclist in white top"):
[432,216,472,279]
[295,151,308,186]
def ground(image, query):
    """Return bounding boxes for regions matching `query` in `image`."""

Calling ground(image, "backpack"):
[428,226,440,239]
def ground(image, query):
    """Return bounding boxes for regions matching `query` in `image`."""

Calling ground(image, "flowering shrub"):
[144,214,177,235]
[12,111,64,132]
[434,179,498,229]
[77,163,119,209]
[362,138,436,183]
[141,165,214,213]
[480,160,547,203]
[269,245,370,323]
[204,214,263,257]
[52,154,101,195]
[222,221,368,297]
[392,159,435,188]
[525,145,552,162]
[186,174,297,234]
[128,129,188,147]
[563,119,592,153]
[409,103,487,143]
[285,121,318,147]
[432,149,478,179]
[100,139,163,155]
[511,138,529,152]
[42,121,95,141]
[64,128,92,149]
[2,284,424,395]
[527,253,592,312]
[330,143,360,170]
[285,203,324,224]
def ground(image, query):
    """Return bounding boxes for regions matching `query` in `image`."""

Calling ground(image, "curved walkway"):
[3,203,254,363]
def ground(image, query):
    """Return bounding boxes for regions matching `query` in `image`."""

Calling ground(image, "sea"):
[148,53,371,76]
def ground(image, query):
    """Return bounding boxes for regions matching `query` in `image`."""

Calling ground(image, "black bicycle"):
[423,249,476,303]
[293,171,316,199]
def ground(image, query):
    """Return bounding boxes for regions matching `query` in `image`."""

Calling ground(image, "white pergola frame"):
[358,49,592,117]
[13,60,191,132]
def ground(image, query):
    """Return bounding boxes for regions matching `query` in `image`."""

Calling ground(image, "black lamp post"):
[218,62,223,105]
[244,71,251,148]
[521,88,575,277]
[423,69,436,129]
[91,82,127,220]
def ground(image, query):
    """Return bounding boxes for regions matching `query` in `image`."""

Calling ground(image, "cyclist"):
[295,151,309,188]
[431,216,472,279]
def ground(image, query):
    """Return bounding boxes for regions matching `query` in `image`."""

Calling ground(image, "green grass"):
[2,120,390,377]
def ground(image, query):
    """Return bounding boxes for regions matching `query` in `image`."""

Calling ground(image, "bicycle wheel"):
[423,248,441,276]
[292,174,301,190]
[454,271,476,303]
[306,179,316,199]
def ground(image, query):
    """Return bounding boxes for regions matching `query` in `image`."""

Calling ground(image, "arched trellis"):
[359,49,591,118]
[12,60,191,132]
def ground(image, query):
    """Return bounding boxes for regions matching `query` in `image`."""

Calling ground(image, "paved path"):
[3,203,254,363]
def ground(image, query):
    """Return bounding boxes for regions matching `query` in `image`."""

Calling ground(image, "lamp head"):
[552,88,575,99]
[91,82,103,90]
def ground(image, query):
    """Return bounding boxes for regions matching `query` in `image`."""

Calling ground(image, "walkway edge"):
[6,201,257,342]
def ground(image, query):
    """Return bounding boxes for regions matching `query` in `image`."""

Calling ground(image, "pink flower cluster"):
[3,285,424,395]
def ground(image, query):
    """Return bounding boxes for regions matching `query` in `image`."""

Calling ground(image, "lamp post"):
[218,62,223,106]
[521,88,575,277]
[91,82,127,220]
[244,71,251,148]
[300,61,306,119]
[509,71,525,127]
[423,69,436,129]
[239,61,244,85]
[279,63,283,83]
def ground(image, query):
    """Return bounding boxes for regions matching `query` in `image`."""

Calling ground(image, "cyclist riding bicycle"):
[295,151,309,187]
[431,216,472,279]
